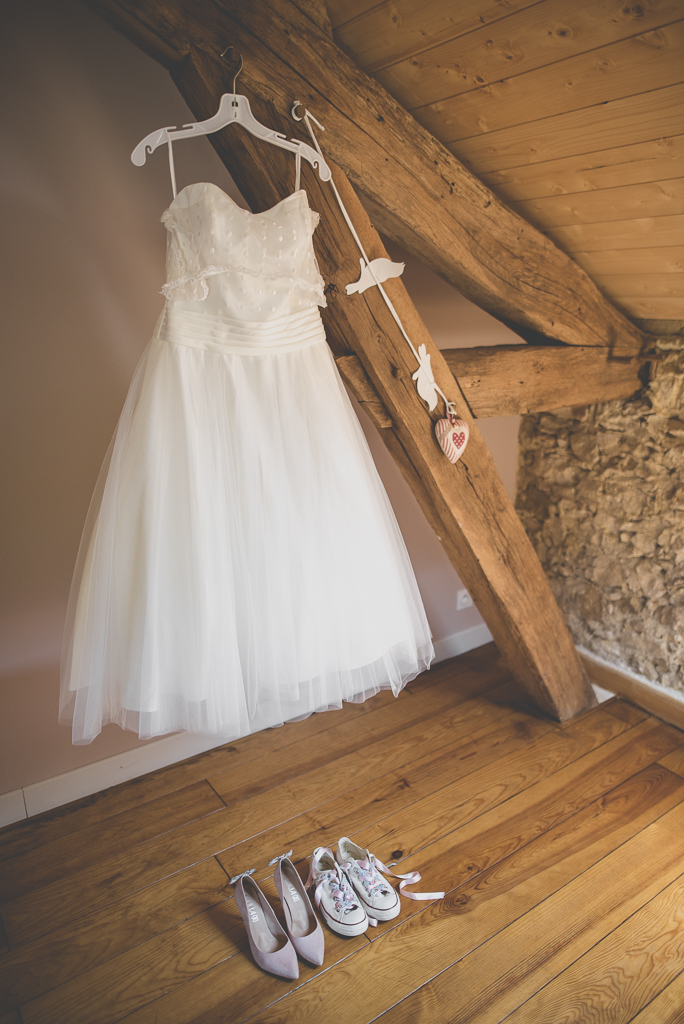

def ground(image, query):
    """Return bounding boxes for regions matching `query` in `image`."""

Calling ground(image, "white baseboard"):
[0,623,494,830]
[0,730,227,829]
[591,683,616,704]
[0,789,27,830]
[432,622,493,663]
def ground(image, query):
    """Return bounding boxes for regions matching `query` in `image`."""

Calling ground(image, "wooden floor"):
[2,645,684,1024]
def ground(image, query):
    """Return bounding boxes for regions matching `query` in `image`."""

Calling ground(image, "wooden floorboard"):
[375,769,684,1024]
[0,859,230,1012]
[356,717,681,902]
[205,669,511,806]
[602,699,649,726]
[630,968,684,1023]
[659,744,684,777]
[501,870,684,1024]
[216,712,553,883]
[0,654,503,865]
[1,645,682,1024]
[0,780,225,903]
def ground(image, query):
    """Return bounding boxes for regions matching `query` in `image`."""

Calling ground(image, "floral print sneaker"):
[337,836,400,922]
[306,846,368,937]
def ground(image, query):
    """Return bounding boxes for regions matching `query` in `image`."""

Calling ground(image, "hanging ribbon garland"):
[291,104,469,465]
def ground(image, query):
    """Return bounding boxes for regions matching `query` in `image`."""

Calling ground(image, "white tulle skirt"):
[61,304,433,744]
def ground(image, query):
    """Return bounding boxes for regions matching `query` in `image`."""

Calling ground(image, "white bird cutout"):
[345,259,438,412]
[412,344,439,411]
[345,257,405,295]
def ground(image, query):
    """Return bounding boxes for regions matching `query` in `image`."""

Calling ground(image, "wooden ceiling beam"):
[441,345,647,419]
[85,0,645,354]
[84,0,597,722]
[339,345,646,420]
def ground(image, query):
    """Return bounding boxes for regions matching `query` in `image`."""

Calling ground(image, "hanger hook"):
[220,46,244,94]
[291,102,326,133]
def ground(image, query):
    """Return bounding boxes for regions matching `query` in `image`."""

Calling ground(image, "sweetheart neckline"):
[165,182,308,218]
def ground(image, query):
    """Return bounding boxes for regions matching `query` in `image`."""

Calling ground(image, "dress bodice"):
[161,183,326,321]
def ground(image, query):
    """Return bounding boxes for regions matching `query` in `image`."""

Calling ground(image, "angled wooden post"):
[84,0,598,721]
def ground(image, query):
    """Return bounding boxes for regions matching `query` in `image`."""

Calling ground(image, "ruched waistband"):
[158,304,326,355]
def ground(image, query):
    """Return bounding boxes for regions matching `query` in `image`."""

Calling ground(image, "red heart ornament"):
[435,416,470,464]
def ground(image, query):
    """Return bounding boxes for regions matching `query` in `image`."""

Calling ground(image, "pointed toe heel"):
[274,856,325,966]
[234,875,299,980]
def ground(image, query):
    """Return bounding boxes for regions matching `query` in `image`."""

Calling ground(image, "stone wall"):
[515,336,684,692]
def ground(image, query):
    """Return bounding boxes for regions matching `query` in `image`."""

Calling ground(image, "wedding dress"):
[60,181,433,744]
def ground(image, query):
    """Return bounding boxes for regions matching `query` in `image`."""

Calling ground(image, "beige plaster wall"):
[0,0,522,795]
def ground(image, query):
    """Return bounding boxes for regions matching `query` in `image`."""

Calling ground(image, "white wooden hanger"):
[131,50,331,196]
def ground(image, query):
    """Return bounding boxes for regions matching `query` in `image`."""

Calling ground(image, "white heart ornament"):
[435,417,469,463]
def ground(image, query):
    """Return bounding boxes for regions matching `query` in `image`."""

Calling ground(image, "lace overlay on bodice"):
[161,183,326,320]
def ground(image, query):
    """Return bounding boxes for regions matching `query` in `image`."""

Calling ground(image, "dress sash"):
[159,304,326,356]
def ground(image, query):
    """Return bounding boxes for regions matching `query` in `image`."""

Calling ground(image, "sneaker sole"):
[365,901,401,921]
[319,905,369,937]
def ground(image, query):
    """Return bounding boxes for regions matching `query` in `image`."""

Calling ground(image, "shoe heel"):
[274,855,325,966]
[233,874,299,980]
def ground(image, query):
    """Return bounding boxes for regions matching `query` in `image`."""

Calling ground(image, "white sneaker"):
[306,846,368,937]
[337,837,400,922]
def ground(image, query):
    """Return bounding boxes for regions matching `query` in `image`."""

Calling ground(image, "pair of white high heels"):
[233,854,324,981]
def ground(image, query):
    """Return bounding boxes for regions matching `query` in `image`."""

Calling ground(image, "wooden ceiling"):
[326,0,684,326]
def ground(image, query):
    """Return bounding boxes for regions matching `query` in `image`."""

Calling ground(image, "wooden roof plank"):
[449,83,684,171]
[611,297,684,318]
[372,4,684,108]
[481,136,684,202]
[512,177,684,228]
[594,272,684,299]
[328,0,540,60]
[408,22,684,140]
[330,0,680,77]
[550,213,684,252]
[573,247,684,276]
